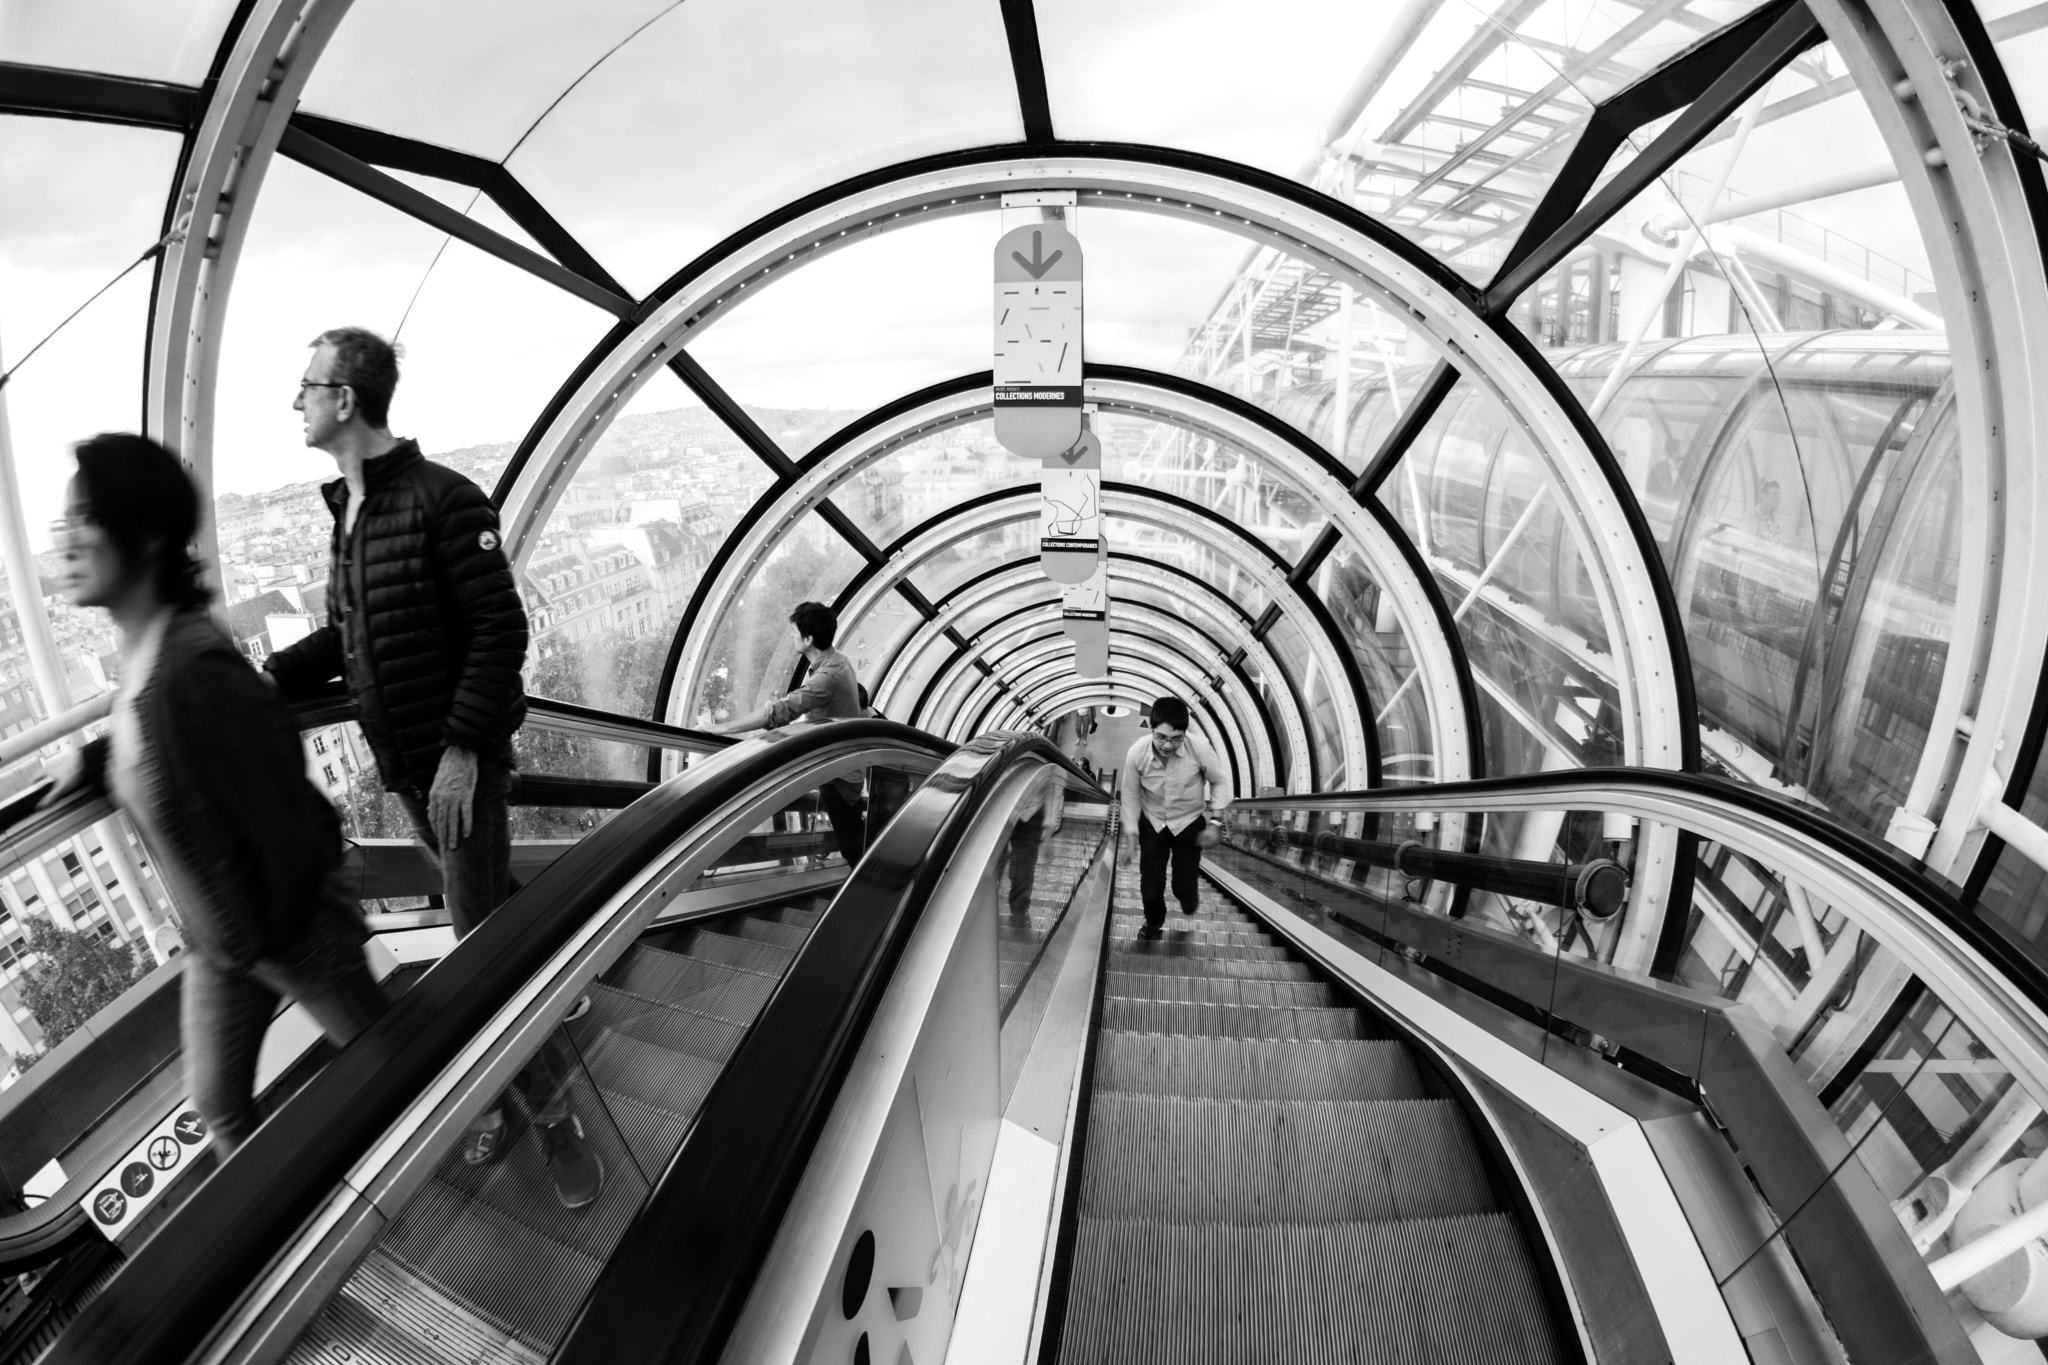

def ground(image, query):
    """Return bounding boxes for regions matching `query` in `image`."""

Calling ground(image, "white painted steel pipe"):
[0,695,113,772]
[1931,1187,2048,1291]
[1710,225,1943,329]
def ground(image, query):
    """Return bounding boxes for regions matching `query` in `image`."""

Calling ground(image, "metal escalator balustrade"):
[1208,771,2048,1365]
[553,736,1109,1365]
[40,719,954,1365]
[0,696,731,1291]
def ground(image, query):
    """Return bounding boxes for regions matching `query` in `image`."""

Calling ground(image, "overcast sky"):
[0,0,1989,547]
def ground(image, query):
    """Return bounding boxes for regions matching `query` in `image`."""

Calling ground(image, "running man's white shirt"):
[1119,733,1230,835]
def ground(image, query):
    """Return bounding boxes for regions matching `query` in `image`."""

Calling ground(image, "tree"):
[14,918,146,1055]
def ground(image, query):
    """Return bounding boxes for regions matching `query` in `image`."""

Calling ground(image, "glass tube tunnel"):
[3,2,2048,1363]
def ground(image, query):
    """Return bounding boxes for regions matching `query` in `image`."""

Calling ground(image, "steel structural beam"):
[493,149,1692,803]
[1486,0,1809,294]
[0,62,195,129]
[658,366,1471,791]
[1481,1,1827,313]
[274,125,634,317]
[885,557,1307,789]
[996,0,1055,143]
[145,0,358,579]
[816,483,1378,788]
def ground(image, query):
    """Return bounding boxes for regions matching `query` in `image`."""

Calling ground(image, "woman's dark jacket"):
[264,441,528,796]
[84,611,347,970]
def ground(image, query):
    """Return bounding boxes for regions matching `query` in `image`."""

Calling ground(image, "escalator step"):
[1103,972,1338,1008]
[288,1249,541,1365]
[609,946,780,1025]
[1107,939,1296,963]
[574,1023,726,1121]
[1058,1213,1562,1365]
[1100,998,1371,1040]
[1097,956,1321,983]
[677,929,796,974]
[1095,1034,1425,1103]
[1078,1093,1494,1224]
[764,902,825,929]
[375,1179,605,1354]
[581,984,747,1063]
[723,917,810,950]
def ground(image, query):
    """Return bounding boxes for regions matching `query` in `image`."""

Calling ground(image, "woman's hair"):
[71,433,211,611]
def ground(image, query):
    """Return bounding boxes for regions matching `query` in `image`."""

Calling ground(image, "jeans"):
[1138,814,1207,928]
[817,777,866,866]
[400,757,573,1116]
[1004,809,1046,916]
[185,867,388,1152]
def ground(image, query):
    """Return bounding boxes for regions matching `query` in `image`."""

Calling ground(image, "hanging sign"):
[1062,548,1110,683]
[1040,429,1101,583]
[83,1103,210,1240]
[1073,634,1110,679]
[993,223,1083,459]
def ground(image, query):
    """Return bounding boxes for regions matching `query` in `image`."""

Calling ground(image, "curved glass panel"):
[217,157,617,505]
[1038,0,1765,280]
[1097,409,1324,564]
[1,0,239,82]
[1317,540,1434,784]
[507,0,1021,293]
[838,586,926,699]
[905,517,1038,603]
[685,510,864,725]
[834,417,1029,548]
[300,1,676,159]
[1101,515,1271,618]
[684,216,991,459]
[1264,612,1348,787]
[525,367,775,729]
[0,119,178,582]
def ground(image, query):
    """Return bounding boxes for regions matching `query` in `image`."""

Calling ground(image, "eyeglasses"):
[297,380,348,396]
[49,517,102,553]
[1151,732,1187,747]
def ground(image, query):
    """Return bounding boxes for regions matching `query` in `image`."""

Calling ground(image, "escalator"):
[1050,874,1564,1363]
[44,749,2048,1364]
[20,715,962,1365]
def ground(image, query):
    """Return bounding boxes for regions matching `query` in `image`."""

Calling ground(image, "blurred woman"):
[44,433,386,1152]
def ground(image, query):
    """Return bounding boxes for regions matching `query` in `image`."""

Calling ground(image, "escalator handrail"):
[552,735,1094,1365]
[42,719,955,1365]
[1229,768,2048,1106]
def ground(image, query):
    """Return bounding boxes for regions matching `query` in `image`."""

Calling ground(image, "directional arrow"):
[1011,229,1064,279]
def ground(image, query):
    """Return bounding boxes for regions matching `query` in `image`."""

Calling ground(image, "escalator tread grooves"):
[1046,879,1567,1364]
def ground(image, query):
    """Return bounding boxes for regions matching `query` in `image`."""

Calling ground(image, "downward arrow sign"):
[1011,229,1064,279]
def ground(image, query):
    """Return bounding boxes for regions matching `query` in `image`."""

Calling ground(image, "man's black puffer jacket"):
[266,441,528,795]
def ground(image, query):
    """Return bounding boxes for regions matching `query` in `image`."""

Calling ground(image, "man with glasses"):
[1118,695,1231,940]
[266,327,602,1210]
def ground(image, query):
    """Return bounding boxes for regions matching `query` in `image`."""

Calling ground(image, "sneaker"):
[1137,924,1164,942]
[536,1111,604,1210]
[462,1104,520,1167]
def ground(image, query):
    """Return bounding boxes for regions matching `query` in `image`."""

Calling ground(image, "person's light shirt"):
[763,648,861,728]
[1120,732,1230,835]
